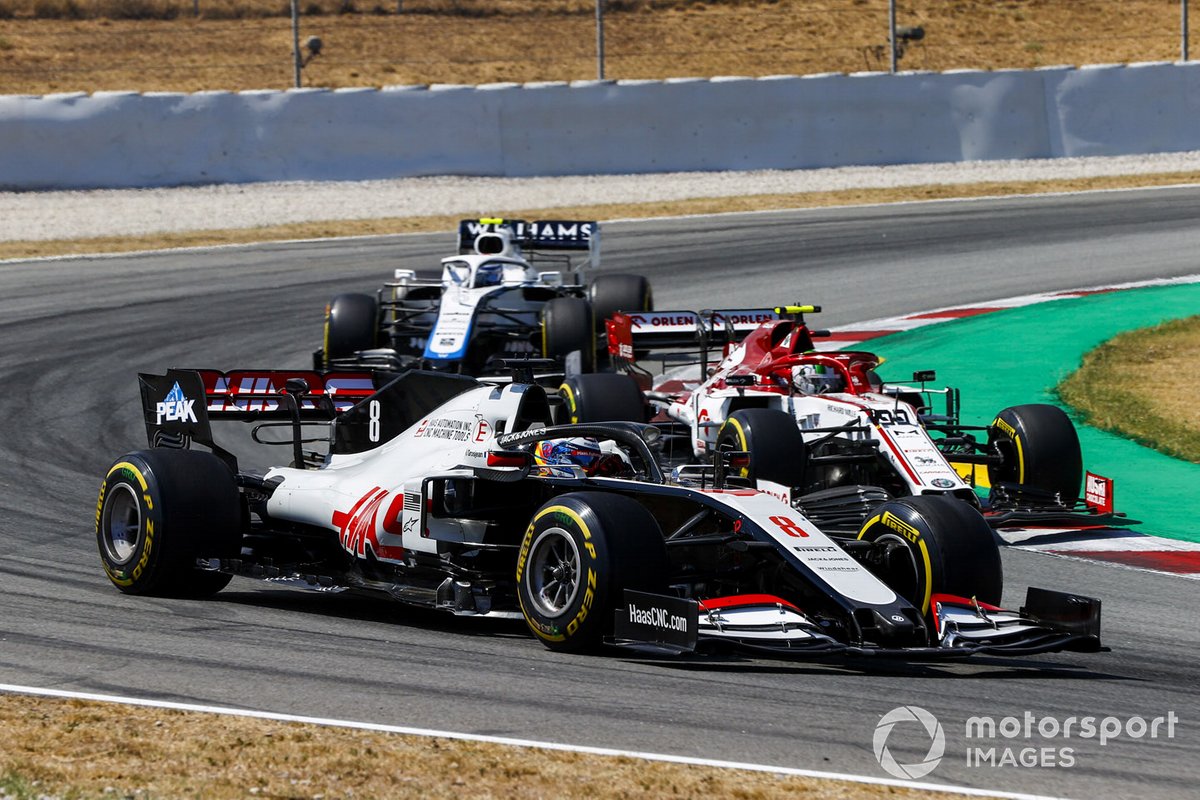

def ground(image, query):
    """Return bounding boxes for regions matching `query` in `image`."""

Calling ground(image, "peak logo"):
[156,382,197,425]
[873,705,945,779]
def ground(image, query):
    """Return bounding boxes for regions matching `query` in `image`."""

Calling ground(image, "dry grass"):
[1059,315,1200,463]
[0,0,1193,94]
[0,693,992,800]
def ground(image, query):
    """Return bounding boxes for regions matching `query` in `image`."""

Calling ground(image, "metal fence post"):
[1184,0,1190,61]
[596,0,606,80]
[888,0,897,73]
[290,0,302,88]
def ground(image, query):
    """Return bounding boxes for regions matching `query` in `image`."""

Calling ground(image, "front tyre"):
[541,296,596,373]
[588,274,653,331]
[857,495,1002,615]
[715,408,808,488]
[323,292,379,366]
[96,449,241,597]
[987,404,1082,500]
[517,492,668,653]
[558,373,647,424]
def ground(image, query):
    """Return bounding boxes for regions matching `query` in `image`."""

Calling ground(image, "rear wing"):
[138,369,476,469]
[457,218,600,269]
[139,369,378,454]
[605,305,825,358]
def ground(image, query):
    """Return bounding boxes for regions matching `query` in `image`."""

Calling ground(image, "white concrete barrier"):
[1,62,1197,190]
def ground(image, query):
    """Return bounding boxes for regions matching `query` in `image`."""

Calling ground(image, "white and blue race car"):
[315,218,652,376]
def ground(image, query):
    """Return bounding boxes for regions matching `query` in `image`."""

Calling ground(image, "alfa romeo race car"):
[314,218,652,377]
[559,304,1135,533]
[94,365,1102,660]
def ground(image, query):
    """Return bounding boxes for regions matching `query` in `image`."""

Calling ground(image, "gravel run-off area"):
[5,151,1200,242]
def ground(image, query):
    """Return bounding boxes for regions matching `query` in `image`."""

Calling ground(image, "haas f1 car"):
[563,304,1135,534]
[314,218,652,377]
[95,366,1102,660]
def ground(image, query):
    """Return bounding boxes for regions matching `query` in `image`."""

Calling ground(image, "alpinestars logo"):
[873,705,945,779]
[156,382,197,425]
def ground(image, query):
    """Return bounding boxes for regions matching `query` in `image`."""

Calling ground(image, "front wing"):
[611,587,1102,660]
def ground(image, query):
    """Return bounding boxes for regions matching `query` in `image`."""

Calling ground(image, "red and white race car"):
[560,304,1133,533]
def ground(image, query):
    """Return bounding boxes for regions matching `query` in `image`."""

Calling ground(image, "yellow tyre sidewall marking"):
[858,512,935,615]
[100,460,156,588]
[559,382,579,424]
[721,417,751,478]
[322,304,332,365]
[518,504,598,644]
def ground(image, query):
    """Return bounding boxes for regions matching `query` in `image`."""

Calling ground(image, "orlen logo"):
[711,312,777,325]
[156,381,197,425]
[629,313,698,328]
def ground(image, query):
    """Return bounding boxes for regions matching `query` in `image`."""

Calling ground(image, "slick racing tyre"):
[96,449,241,597]
[558,373,647,424]
[323,293,379,365]
[856,495,1002,615]
[588,274,653,331]
[987,404,1082,501]
[517,492,668,653]
[716,408,808,489]
[541,296,596,373]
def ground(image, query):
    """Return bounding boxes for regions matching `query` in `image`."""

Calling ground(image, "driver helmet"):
[534,437,630,477]
[474,261,505,288]
[792,363,844,394]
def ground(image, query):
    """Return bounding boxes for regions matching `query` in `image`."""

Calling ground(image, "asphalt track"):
[3,186,1200,798]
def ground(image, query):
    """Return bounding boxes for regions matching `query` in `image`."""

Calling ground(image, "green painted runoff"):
[866,282,1200,543]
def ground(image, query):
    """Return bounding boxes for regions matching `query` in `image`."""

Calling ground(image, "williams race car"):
[559,304,1136,534]
[95,366,1102,660]
[314,218,652,377]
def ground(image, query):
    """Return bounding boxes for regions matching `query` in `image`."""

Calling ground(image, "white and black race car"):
[95,366,1103,659]
[314,218,652,377]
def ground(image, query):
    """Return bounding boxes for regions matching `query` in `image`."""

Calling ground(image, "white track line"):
[0,683,1068,800]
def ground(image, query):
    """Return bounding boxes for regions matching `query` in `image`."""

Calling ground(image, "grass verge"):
[1058,315,1200,464]
[0,693,988,800]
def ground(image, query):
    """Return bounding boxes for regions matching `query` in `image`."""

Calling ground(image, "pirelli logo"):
[881,511,920,543]
[993,417,1017,438]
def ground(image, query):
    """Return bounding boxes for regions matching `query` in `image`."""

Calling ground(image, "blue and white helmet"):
[474,261,505,287]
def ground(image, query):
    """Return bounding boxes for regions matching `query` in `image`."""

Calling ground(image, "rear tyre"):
[541,296,596,373]
[987,404,1082,500]
[96,449,241,598]
[517,492,668,653]
[589,274,653,331]
[856,495,1002,615]
[715,408,808,488]
[323,293,379,366]
[558,373,647,424]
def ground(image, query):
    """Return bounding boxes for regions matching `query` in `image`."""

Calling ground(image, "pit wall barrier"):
[2,61,1198,190]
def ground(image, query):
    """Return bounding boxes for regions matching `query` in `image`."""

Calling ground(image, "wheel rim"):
[989,438,1019,484]
[525,527,582,617]
[101,483,142,565]
[874,532,920,606]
